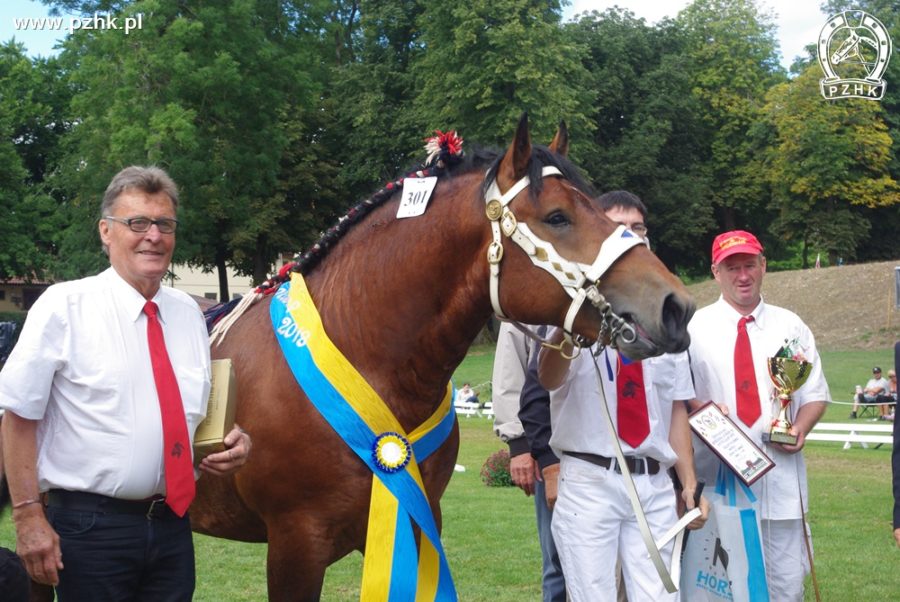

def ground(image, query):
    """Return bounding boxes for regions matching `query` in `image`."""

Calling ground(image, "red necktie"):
[617,353,650,448]
[734,316,761,427]
[144,301,195,517]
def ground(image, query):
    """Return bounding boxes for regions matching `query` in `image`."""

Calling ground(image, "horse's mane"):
[207,140,595,340]
[295,144,595,276]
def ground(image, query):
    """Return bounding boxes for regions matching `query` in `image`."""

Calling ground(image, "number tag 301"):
[397,177,438,219]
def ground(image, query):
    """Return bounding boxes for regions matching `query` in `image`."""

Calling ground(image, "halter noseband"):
[484,166,643,350]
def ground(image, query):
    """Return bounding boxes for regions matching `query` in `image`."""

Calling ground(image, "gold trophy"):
[766,356,811,445]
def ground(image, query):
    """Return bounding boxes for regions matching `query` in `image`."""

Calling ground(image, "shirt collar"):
[99,267,169,324]
[715,294,765,328]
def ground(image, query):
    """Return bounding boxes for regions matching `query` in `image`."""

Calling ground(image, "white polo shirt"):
[688,296,831,520]
[547,330,695,467]
[0,268,211,499]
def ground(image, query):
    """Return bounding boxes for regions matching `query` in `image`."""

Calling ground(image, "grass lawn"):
[1,345,897,600]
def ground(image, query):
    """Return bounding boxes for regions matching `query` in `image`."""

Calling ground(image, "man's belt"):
[47,489,173,519]
[563,451,661,475]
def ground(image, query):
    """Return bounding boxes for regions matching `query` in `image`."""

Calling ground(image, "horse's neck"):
[305,180,492,429]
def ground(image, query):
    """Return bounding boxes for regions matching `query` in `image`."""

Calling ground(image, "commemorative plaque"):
[689,402,775,486]
[193,359,238,461]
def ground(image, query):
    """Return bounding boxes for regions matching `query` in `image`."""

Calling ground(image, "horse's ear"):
[549,121,569,157]
[499,113,532,186]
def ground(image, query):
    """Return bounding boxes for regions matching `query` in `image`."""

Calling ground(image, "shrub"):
[480,449,513,487]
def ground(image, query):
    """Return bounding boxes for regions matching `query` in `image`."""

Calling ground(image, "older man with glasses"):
[0,166,252,601]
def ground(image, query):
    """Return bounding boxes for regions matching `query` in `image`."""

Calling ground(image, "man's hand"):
[13,507,63,586]
[541,463,560,510]
[509,453,537,496]
[199,424,252,476]
[894,527,900,548]
[677,488,710,530]
[772,427,806,454]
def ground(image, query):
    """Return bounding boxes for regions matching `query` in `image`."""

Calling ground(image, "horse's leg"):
[265,518,335,602]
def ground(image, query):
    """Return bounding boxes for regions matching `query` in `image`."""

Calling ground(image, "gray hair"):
[100,166,179,217]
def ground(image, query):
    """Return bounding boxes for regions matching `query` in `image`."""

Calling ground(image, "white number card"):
[397,177,438,219]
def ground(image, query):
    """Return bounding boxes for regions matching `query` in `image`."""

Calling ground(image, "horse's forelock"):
[481,145,595,201]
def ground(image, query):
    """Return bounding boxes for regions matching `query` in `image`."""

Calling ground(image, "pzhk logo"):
[818,10,892,100]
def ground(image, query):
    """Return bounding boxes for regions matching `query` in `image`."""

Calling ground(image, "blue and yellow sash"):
[270,273,457,601]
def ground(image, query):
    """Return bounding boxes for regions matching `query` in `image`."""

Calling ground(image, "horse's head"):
[484,115,694,359]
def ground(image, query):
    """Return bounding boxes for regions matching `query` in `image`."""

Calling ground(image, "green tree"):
[0,42,69,280]
[762,64,900,264]
[413,0,594,148]
[565,10,716,274]
[675,0,785,235]
[821,1,900,261]
[48,0,329,296]
[326,0,426,200]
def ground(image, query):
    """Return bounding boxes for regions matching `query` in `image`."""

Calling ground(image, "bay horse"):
[189,116,695,600]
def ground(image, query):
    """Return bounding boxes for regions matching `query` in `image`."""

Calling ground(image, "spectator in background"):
[850,366,890,419]
[878,369,896,420]
[892,343,900,547]
[457,383,480,407]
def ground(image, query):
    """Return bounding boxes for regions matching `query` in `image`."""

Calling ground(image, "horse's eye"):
[543,211,570,227]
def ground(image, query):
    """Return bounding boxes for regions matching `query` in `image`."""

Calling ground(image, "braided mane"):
[294,151,481,276]
[208,140,594,341]
[296,144,594,276]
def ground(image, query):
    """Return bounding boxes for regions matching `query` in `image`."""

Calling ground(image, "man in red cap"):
[687,230,830,602]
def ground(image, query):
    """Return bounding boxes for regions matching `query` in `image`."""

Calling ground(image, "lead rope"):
[797,470,822,601]
[589,347,700,593]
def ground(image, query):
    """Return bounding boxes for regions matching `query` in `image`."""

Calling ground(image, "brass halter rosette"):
[373,432,412,473]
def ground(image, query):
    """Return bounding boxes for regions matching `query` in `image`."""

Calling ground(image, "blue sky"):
[568,1,829,70]
[0,0,838,70]
[1,0,71,57]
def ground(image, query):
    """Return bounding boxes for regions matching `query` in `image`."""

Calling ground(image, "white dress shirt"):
[547,329,695,467]
[491,322,536,443]
[0,268,211,499]
[688,296,831,520]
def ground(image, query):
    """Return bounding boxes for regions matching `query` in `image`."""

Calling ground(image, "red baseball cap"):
[711,230,764,265]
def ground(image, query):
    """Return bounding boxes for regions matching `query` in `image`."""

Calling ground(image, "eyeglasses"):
[630,224,648,235]
[105,216,178,234]
[616,222,648,235]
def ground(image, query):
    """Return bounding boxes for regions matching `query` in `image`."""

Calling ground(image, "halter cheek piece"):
[484,166,643,351]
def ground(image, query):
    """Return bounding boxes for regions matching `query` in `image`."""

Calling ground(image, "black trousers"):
[47,493,195,602]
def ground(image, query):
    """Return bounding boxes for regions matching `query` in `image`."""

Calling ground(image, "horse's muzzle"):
[659,293,694,353]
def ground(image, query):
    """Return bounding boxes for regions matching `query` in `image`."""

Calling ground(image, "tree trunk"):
[216,249,229,301]
[720,207,736,231]
[801,234,809,269]
[253,233,269,286]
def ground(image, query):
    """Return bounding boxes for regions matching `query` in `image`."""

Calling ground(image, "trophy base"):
[768,430,798,446]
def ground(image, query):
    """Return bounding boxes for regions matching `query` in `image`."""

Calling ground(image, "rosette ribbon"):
[271,273,457,601]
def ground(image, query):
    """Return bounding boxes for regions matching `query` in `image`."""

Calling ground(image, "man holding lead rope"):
[537,191,709,602]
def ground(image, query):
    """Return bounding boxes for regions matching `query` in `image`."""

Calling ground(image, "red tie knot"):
[144,301,159,319]
[738,315,754,330]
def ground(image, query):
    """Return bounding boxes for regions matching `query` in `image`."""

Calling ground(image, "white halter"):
[484,166,644,349]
